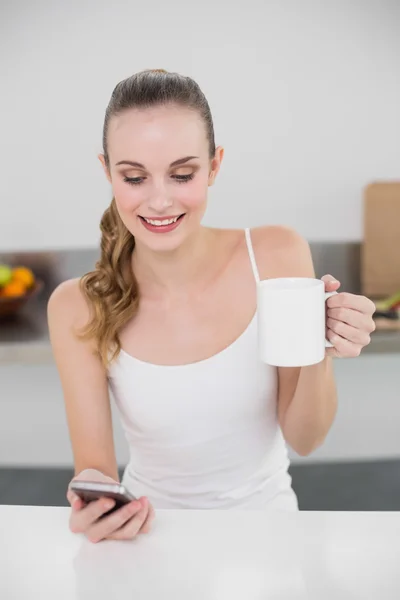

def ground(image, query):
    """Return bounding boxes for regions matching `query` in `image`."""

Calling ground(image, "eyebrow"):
[115,156,199,168]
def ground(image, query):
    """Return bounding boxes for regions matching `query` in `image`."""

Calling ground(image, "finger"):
[321,274,341,289]
[321,274,340,285]
[70,497,115,534]
[86,500,142,543]
[138,499,155,534]
[327,292,376,314]
[66,490,84,511]
[140,514,155,534]
[66,489,76,505]
[327,317,371,346]
[326,328,362,357]
[327,307,376,333]
[106,501,150,541]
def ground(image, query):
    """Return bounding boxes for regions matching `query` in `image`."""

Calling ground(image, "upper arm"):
[253,225,317,426]
[47,278,119,481]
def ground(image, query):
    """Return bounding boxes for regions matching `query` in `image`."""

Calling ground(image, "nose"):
[147,189,173,213]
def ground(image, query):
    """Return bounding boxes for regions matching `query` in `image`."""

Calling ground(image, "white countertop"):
[1,506,399,599]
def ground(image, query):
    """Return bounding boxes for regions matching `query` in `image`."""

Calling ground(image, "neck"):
[131,226,218,301]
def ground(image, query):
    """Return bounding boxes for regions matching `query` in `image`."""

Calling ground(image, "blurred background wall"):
[0,0,399,251]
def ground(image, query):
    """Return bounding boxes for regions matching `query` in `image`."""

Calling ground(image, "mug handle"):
[325,291,338,348]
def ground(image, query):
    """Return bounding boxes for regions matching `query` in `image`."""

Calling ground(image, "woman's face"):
[99,105,224,252]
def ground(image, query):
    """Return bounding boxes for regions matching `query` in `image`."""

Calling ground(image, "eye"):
[123,173,195,186]
[175,174,194,183]
[123,177,143,185]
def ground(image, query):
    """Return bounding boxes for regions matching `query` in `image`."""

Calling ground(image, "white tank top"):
[108,228,299,511]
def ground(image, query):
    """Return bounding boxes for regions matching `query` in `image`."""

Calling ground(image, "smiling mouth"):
[138,214,185,227]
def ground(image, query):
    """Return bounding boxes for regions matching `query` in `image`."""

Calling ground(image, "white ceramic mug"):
[257,277,337,367]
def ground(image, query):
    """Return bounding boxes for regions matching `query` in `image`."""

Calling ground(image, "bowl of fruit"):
[0,263,44,318]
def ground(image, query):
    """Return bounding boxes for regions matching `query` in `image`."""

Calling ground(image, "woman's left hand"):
[322,274,376,358]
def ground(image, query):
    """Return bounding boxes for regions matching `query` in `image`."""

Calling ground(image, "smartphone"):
[69,480,137,518]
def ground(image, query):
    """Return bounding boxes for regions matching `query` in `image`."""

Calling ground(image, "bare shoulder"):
[250,224,308,253]
[47,276,99,357]
[249,225,315,279]
[47,277,91,331]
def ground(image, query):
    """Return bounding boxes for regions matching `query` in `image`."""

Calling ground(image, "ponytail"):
[78,197,139,367]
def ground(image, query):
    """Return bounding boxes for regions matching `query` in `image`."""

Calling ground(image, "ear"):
[98,154,112,184]
[208,146,224,186]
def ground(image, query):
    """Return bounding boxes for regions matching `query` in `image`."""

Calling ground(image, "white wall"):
[1,0,399,251]
[1,355,399,467]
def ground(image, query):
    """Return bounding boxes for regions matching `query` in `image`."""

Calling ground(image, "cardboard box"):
[361,182,400,298]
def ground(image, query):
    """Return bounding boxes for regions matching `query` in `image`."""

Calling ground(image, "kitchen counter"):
[1,292,400,364]
[0,293,53,364]
[1,505,400,599]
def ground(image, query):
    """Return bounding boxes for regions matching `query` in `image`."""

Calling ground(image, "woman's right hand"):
[66,469,154,543]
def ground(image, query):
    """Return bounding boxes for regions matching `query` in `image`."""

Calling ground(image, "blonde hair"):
[77,69,216,368]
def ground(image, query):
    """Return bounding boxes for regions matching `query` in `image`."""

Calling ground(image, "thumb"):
[67,490,84,510]
[321,274,341,290]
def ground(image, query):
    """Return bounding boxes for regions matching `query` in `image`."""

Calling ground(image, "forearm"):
[281,357,338,456]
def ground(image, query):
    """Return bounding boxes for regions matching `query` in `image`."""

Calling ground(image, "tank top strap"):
[244,228,260,284]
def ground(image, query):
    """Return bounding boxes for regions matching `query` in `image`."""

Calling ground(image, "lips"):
[139,213,186,233]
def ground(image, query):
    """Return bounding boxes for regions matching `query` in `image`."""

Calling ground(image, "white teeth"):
[143,216,180,226]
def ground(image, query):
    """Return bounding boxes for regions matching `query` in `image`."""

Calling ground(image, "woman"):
[48,69,376,544]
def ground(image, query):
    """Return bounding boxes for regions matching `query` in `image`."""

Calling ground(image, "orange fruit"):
[12,267,35,288]
[1,280,26,298]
